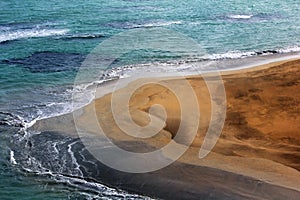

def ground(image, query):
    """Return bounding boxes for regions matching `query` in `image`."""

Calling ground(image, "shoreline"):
[217,52,300,74]
[93,52,300,100]
[31,56,300,199]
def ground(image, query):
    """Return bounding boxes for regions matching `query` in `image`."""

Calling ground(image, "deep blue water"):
[0,0,300,199]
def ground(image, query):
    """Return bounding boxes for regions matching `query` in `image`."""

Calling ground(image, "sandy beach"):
[32,57,300,199]
[2,1,300,199]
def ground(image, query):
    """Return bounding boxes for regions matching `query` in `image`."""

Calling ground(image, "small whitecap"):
[0,28,69,43]
[10,150,17,165]
[228,14,253,19]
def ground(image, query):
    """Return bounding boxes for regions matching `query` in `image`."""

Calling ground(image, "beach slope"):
[32,58,300,199]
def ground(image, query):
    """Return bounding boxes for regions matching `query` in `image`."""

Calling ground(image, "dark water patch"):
[255,12,283,20]
[255,50,278,55]
[0,40,14,45]
[59,33,106,41]
[1,51,86,73]
[106,19,182,29]
[106,21,133,29]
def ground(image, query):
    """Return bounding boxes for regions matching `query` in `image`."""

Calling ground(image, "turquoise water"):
[0,0,299,199]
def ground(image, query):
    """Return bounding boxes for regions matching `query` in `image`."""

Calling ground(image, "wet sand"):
[32,58,300,199]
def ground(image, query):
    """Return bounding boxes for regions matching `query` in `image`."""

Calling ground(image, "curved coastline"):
[29,56,300,199]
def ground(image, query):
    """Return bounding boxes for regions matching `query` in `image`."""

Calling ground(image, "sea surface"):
[0,0,300,199]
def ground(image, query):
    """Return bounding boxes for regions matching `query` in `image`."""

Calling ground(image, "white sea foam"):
[228,14,253,19]
[5,85,96,132]
[7,44,300,133]
[278,46,300,53]
[205,46,300,60]
[52,175,154,199]
[10,150,17,165]
[98,46,300,79]
[132,20,182,28]
[0,28,69,43]
[21,162,153,199]
[52,142,60,155]
[67,141,83,177]
[205,50,257,60]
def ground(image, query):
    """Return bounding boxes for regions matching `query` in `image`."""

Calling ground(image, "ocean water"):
[0,0,300,199]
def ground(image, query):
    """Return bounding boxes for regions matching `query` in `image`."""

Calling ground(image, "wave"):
[97,45,300,83]
[0,82,100,131]
[277,46,300,53]
[205,50,256,60]
[0,111,25,128]
[131,20,182,28]
[228,14,253,19]
[107,20,182,29]
[206,46,300,60]
[10,150,17,165]
[0,28,69,43]
[2,45,299,130]
[224,13,282,23]
[10,130,153,199]
[20,158,152,199]
[4,45,300,199]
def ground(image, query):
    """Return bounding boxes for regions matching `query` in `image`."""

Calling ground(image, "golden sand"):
[89,58,300,190]
[32,58,300,198]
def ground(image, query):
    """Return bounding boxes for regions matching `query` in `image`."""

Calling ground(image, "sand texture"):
[32,58,300,199]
